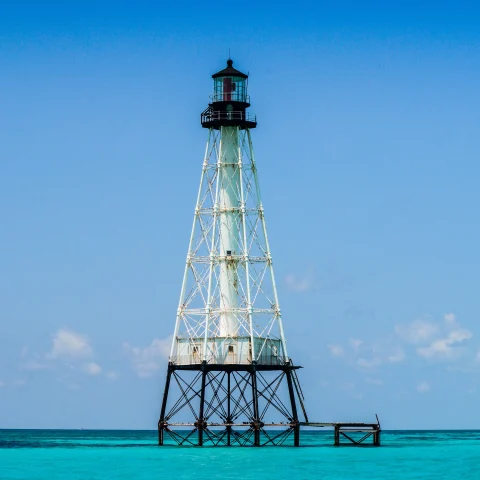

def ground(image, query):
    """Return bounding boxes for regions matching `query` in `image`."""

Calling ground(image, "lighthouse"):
[158,59,308,446]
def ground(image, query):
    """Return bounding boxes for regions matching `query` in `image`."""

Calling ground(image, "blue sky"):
[1,1,480,429]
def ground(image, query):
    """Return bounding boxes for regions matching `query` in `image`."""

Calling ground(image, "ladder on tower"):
[289,360,309,422]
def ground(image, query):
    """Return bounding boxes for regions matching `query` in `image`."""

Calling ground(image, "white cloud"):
[82,362,102,376]
[0,380,4,387]
[123,337,171,378]
[17,347,49,371]
[349,338,363,351]
[356,357,382,368]
[365,377,382,385]
[449,329,472,343]
[417,381,430,393]
[387,348,405,363]
[417,328,472,360]
[49,329,93,359]
[285,269,314,293]
[327,312,473,374]
[444,313,456,324]
[14,379,26,387]
[18,359,49,371]
[395,319,439,344]
[355,345,404,369]
[327,344,345,357]
[106,371,119,380]
[395,313,472,362]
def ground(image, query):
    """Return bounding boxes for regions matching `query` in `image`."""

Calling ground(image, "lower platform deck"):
[160,419,382,447]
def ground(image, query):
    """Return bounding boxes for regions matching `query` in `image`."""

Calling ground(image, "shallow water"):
[1,429,479,479]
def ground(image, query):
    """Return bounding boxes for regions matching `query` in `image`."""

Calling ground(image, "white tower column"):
[218,126,240,337]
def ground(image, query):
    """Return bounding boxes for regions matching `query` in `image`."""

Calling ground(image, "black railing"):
[171,354,287,366]
[201,109,257,125]
[211,93,250,103]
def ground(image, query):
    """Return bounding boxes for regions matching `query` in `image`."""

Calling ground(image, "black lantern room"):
[201,59,257,129]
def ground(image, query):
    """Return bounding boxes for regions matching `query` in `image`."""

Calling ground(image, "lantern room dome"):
[212,59,248,79]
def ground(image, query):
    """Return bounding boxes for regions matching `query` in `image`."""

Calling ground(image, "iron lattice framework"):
[170,128,288,364]
[159,364,306,446]
[158,60,307,446]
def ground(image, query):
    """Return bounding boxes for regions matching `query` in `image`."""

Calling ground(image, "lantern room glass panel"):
[214,76,246,102]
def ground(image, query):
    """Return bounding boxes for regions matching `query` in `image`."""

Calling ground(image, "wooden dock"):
[301,415,381,446]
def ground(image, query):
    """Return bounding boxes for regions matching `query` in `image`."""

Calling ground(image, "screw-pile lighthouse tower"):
[158,60,308,447]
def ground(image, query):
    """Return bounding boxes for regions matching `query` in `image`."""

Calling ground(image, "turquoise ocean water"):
[1,429,479,479]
